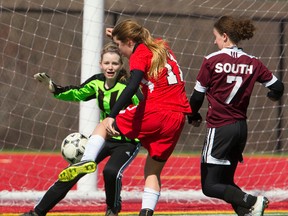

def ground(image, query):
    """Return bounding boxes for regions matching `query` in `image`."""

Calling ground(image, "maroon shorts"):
[115,104,185,161]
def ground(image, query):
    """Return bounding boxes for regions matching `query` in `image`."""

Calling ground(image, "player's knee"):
[201,184,215,198]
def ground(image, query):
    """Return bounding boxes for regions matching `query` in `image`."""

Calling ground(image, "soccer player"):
[21,42,143,216]
[188,16,284,216]
[57,19,192,216]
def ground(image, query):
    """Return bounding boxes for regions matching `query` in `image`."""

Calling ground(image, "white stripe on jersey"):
[262,74,278,87]
[194,80,207,93]
[205,46,255,60]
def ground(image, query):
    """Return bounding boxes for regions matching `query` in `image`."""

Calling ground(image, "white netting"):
[1,0,287,208]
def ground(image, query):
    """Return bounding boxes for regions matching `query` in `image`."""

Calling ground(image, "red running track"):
[0,153,287,213]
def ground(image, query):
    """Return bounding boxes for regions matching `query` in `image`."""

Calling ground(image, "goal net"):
[1,0,287,209]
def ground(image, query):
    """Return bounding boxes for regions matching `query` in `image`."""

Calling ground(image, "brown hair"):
[112,19,168,78]
[214,16,256,44]
[101,42,128,82]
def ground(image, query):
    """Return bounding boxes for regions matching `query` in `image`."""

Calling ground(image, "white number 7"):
[225,75,243,104]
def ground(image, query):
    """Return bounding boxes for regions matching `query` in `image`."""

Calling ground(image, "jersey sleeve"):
[195,58,212,91]
[54,74,99,101]
[256,61,275,86]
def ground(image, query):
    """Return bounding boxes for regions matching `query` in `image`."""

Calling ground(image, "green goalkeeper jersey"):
[53,73,142,143]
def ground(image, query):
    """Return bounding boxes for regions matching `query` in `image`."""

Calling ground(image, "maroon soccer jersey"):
[129,43,191,114]
[195,46,277,128]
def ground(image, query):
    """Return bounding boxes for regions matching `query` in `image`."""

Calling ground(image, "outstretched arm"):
[34,72,98,101]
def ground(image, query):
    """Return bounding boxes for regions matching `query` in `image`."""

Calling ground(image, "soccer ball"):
[61,132,88,164]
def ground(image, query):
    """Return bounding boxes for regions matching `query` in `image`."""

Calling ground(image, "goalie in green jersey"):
[21,42,143,216]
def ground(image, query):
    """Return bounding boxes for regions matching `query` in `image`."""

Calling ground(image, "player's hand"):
[34,72,55,93]
[104,117,120,137]
[106,28,113,38]
[267,91,281,101]
[187,113,202,127]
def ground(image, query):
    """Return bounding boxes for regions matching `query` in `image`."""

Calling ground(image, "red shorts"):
[115,104,185,161]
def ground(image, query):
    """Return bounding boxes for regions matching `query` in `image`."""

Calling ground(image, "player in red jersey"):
[58,19,191,216]
[188,16,284,216]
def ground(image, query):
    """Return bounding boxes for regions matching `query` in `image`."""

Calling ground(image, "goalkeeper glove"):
[34,72,56,93]
[187,113,202,127]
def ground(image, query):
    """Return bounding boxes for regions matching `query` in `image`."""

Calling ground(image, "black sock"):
[224,185,257,209]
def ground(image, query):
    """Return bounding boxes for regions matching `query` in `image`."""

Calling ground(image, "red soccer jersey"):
[195,46,277,128]
[129,43,191,114]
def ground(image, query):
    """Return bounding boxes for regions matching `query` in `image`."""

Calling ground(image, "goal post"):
[77,0,104,193]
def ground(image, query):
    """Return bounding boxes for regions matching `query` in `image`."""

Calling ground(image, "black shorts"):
[201,120,247,165]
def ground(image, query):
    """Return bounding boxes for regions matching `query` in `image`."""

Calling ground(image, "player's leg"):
[21,143,112,216]
[225,121,268,216]
[222,169,268,216]
[224,132,251,216]
[58,120,109,182]
[113,107,161,216]
[200,124,250,205]
[115,108,185,216]
[20,175,83,216]
[223,160,251,216]
[201,122,268,215]
[235,122,269,216]
[138,111,185,216]
[201,163,257,209]
[139,155,165,216]
[103,141,140,215]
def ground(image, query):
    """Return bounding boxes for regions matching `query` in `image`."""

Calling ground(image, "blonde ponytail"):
[112,19,168,79]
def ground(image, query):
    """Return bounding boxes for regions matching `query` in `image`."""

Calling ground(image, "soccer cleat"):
[20,210,39,216]
[139,208,154,216]
[58,160,97,182]
[250,196,269,216]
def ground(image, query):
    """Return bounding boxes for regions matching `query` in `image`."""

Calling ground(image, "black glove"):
[267,91,282,101]
[187,113,202,124]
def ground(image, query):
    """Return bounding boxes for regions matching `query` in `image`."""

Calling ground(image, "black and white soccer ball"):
[61,132,88,164]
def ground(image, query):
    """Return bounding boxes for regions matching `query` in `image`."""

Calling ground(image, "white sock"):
[141,187,160,210]
[81,135,105,161]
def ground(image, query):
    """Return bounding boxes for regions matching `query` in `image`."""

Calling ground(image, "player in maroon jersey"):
[188,16,284,216]
[58,19,192,216]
